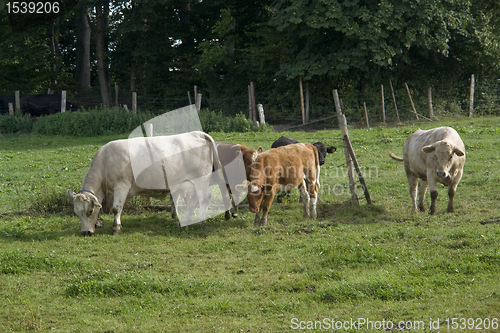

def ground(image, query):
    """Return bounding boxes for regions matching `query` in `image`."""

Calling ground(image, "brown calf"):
[247,143,320,226]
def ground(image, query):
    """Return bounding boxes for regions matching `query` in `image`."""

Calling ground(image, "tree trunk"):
[75,8,91,93]
[87,3,110,107]
[48,18,60,88]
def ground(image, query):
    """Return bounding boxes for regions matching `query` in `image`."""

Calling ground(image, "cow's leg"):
[298,181,310,218]
[305,179,317,219]
[181,191,199,225]
[253,212,261,227]
[417,179,428,212]
[258,191,276,227]
[407,174,419,213]
[169,195,178,220]
[195,177,212,222]
[110,184,130,235]
[427,175,439,215]
[447,169,463,213]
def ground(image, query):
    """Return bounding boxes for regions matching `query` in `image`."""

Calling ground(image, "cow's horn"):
[86,192,102,208]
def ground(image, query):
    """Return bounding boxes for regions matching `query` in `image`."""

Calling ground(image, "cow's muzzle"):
[81,230,94,236]
[249,206,260,213]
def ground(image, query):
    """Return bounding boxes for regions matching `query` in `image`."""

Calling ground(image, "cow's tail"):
[314,146,320,190]
[388,151,404,162]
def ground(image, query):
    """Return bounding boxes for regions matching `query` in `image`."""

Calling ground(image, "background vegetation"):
[1,116,499,331]
[1,0,500,122]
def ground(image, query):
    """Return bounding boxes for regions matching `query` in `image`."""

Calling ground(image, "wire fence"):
[3,75,499,128]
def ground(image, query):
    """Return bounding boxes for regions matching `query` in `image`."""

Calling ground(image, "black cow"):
[21,94,78,116]
[271,136,336,165]
[0,95,17,114]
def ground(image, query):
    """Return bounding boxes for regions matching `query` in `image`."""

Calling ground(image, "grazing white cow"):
[389,126,465,214]
[67,131,228,235]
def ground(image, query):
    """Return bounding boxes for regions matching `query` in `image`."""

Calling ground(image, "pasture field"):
[0,116,499,332]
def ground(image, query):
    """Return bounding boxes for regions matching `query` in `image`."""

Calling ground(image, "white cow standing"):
[67,131,228,235]
[389,126,466,215]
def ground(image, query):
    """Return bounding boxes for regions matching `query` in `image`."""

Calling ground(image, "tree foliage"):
[0,0,499,119]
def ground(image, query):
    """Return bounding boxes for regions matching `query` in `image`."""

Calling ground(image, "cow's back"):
[254,143,316,184]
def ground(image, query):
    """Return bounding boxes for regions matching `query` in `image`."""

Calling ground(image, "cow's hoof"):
[95,219,104,228]
[224,211,232,220]
[111,226,122,235]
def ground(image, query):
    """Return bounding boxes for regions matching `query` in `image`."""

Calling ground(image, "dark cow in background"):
[21,94,78,116]
[271,136,336,165]
[0,95,17,114]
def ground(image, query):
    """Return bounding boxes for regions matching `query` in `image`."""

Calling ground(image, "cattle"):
[0,95,17,114]
[389,126,466,215]
[246,143,320,226]
[271,135,336,165]
[67,131,229,235]
[21,94,77,116]
[215,142,252,220]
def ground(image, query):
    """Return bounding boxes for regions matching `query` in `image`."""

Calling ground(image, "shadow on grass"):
[318,200,388,225]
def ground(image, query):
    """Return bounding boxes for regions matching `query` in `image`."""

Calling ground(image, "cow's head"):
[312,142,337,165]
[247,182,265,212]
[422,140,465,181]
[66,189,102,236]
[240,147,262,179]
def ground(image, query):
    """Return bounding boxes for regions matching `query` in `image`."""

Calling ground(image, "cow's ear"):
[258,146,263,153]
[422,145,436,153]
[66,189,76,200]
[327,146,337,154]
[453,147,465,157]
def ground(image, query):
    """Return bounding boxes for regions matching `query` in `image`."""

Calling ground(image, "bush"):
[198,108,271,133]
[33,108,153,136]
[1,107,269,137]
[0,113,33,134]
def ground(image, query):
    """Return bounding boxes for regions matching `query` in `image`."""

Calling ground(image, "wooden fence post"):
[389,79,401,123]
[15,91,20,112]
[248,84,252,121]
[8,103,14,115]
[305,81,310,123]
[381,84,386,124]
[345,136,372,204]
[250,82,257,124]
[196,93,202,111]
[363,102,369,129]
[132,92,137,114]
[333,89,358,205]
[61,91,66,113]
[428,87,434,119]
[299,78,305,124]
[469,74,475,117]
[115,83,119,107]
[405,83,419,120]
[257,104,265,124]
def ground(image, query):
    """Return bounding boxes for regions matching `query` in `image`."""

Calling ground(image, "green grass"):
[0,116,499,332]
